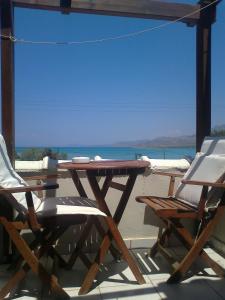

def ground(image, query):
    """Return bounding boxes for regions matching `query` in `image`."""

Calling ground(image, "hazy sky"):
[3,1,225,146]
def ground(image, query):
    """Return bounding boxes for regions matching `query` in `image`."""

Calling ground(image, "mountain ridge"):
[113,135,196,148]
[113,124,225,148]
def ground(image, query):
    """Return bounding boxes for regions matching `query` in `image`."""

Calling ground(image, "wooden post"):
[196,0,216,151]
[1,0,15,164]
[60,0,71,14]
[0,195,13,263]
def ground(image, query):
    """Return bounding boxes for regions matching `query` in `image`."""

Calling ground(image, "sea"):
[16,146,196,161]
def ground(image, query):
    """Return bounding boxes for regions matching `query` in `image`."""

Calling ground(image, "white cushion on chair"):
[176,153,225,208]
[0,135,41,212]
[0,135,106,217]
[201,136,225,155]
[0,134,106,219]
[36,196,106,217]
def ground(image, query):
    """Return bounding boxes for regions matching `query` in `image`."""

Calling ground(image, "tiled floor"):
[1,247,225,299]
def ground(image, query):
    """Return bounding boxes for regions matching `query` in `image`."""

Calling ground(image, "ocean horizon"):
[16,146,196,160]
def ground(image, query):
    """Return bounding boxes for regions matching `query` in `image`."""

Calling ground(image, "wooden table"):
[58,160,149,295]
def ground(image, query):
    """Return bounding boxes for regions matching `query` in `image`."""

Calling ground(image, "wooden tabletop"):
[58,160,149,175]
[58,160,149,170]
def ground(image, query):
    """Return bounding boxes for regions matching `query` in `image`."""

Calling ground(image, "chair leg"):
[200,250,225,277]
[150,226,172,258]
[104,217,146,285]
[0,218,69,299]
[167,207,225,283]
[66,217,93,269]
[38,227,69,268]
[0,265,28,299]
[67,216,121,270]
[171,220,225,280]
[78,233,112,295]
[149,227,162,257]
[94,216,121,260]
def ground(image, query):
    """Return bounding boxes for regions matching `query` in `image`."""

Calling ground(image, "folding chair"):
[0,134,106,299]
[136,137,225,283]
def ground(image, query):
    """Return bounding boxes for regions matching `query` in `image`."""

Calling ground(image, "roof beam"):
[12,0,200,25]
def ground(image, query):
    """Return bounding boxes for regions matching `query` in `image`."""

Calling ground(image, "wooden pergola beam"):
[1,0,15,164]
[13,0,200,25]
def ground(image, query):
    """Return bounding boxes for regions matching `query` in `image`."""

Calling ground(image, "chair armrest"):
[0,183,59,194]
[22,174,61,199]
[0,184,58,231]
[22,174,61,181]
[182,179,225,188]
[153,171,184,178]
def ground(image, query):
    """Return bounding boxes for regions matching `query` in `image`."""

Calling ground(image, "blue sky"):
[5,1,225,146]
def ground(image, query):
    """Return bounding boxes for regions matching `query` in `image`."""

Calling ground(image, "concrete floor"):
[1,247,225,300]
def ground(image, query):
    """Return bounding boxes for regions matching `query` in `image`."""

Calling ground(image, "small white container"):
[72,156,90,163]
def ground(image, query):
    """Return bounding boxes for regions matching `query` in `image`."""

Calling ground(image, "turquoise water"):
[16,146,196,160]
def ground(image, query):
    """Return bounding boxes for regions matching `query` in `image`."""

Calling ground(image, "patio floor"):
[1,246,225,299]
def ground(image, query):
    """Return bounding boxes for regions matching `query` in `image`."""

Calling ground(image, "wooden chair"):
[0,134,106,299]
[136,137,225,283]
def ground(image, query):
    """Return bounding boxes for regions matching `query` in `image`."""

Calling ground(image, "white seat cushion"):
[36,196,106,217]
[176,153,225,208]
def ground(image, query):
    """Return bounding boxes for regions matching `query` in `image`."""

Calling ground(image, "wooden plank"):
[109,181,126,192]
[182,179,225,188]
[0,217,69,299]
[69,170,88,198]
[168,176,176,196]
[113,174,137,224]
[137,196,197,218]
[79,173,145,295]
[196,0,217,151]
[13,0,200,24]
[59,160,149,171]
[1,0,15,164]
[101,175,113,198]
[168,208,225,283]
[0,183,59,193]
[0,195,14,262]
[153,171,183,178]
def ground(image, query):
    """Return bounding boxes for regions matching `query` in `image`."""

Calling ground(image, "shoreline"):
[15,146,195,160]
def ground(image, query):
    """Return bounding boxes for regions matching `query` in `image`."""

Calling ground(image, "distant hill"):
[114,135,196,148]
[113,124,225,148]
[136,135,195,147]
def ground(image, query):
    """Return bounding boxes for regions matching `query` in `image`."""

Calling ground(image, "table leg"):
[70,170,88,198]
[68,171,120,264]
[78,173,145,295]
